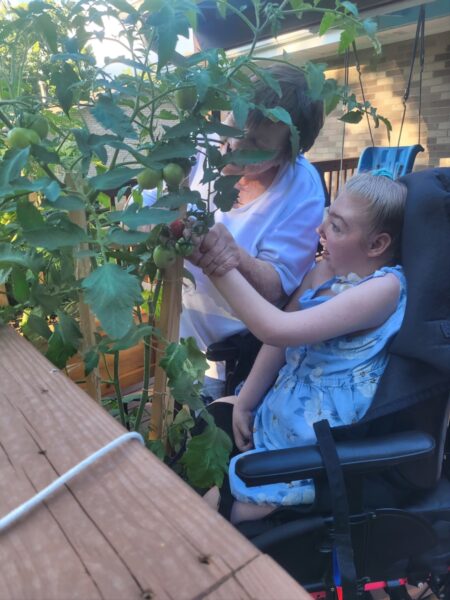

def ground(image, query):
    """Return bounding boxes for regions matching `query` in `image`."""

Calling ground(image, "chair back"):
[357,144,424,178]
[339,168,450,490]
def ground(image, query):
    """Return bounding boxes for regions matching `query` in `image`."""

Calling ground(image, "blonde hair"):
[344,173,407,262]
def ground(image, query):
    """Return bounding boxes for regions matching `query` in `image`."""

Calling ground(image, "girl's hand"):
[233,404,254,452]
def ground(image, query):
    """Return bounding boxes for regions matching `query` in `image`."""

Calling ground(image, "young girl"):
[203,172,408,524]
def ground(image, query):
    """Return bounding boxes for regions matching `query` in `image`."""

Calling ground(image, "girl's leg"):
[203,491,276,526]
[230,501,276,525]
[203,486,221,511]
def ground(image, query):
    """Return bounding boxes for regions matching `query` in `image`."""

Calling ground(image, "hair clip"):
[371,168,395,180]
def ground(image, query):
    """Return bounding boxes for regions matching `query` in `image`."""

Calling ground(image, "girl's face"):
[318,192,373,276]
[220,114,289,179]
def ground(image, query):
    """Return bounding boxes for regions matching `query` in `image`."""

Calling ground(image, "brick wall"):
[306,30,450,170]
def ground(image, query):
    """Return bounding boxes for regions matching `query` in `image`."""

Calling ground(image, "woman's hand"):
[233,403,255,452]
[187,223,241,276]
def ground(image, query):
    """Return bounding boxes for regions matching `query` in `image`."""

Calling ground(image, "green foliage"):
[181,424,233,488]
[0,0,390,490]
[82,263,143,339]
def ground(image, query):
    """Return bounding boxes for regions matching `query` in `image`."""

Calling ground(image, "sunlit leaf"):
[22,313,52,340]
[319,12,336,36]
[339,27,356,54]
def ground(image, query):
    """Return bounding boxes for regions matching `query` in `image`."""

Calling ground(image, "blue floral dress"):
[229,265,407,507]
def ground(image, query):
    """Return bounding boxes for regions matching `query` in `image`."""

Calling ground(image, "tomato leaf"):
[108,204,178,227]
[89,166,139,191]
[91,94,137,139]
[339,110,363,124]
[82,263,143,339]
[0,148,30,189]
[35,13,58,53]
[181,424,232,488]
[319,12,336,36]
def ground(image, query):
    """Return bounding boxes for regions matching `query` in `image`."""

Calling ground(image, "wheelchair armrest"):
[206,338,241,363]
[235,431,435,487]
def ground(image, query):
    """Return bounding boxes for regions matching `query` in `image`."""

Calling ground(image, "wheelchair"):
[206,167,450,599]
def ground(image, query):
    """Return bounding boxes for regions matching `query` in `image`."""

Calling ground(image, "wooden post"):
[69,208,102,404]
[149,256,183,441]
[0,285,8,307]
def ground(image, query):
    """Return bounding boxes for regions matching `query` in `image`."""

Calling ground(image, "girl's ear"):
[368,232,392,257]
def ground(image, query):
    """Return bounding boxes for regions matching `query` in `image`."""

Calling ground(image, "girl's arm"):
[233,343,286,451]
[211,269,400,348]
[234,265,314,415]
[231,272,313,450]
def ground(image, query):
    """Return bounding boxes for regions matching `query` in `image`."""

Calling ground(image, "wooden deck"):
[0,326,311,600]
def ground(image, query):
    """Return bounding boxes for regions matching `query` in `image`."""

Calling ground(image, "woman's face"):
[318,192,373,276]
[220,113,290,179]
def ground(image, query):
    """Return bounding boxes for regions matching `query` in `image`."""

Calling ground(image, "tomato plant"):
[0,0,389,488]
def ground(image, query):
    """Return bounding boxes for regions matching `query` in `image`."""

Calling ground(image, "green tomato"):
[175,239,194,257]
[137,167,163,190]
[29,115,49,140]
[174,87,197,112]
[7,127,38,149]
[153,245,177,269]
[25,129,41,145]
[163,163,185,189]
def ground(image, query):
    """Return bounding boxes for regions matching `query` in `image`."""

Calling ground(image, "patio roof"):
[196,0,449,61]
[196,0,418,49]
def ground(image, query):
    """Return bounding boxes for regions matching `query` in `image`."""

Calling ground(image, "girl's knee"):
[211,395,238,406]
[230,500,276,525]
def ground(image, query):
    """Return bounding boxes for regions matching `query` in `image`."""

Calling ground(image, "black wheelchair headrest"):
[393,168,450,373]
[361,168,450,424]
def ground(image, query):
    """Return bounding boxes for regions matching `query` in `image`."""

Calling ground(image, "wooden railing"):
[0,326,311,600]
[313,157,359,202]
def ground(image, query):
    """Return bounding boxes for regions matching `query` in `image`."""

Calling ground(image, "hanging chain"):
[352,42,374,147]
[418,6,425,145]
[340,48,350,181]
[397,5,426,148]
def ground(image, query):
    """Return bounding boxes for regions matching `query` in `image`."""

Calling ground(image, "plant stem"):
[0,107,13,128]
[134,273,163,432]
[113,351,128,428]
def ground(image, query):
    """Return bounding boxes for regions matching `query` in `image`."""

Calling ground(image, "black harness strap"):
[314,419,360,599]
